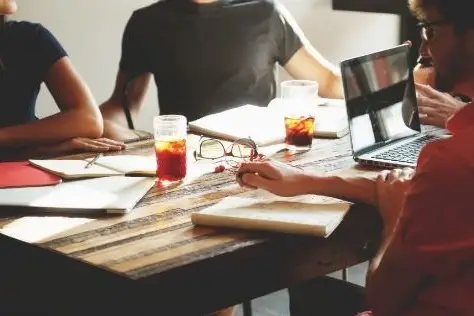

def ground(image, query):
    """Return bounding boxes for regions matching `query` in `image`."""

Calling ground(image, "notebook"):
[29,154,156,180]
[0,161,62,189]
[188,100,348,146]
[191,194,351,237]
[0,176,155,214]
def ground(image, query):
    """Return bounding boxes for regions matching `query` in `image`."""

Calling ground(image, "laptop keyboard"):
[373,135,438,165]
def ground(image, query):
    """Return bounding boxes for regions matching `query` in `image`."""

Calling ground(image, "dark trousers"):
[289,276,367,316]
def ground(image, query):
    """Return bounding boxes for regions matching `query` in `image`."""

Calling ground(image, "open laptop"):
[340,43,442,168]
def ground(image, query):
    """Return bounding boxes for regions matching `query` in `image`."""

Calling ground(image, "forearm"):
[100,99,133,127]
[303,173,378,206]
[0,109,102,147]
[104,119,143,142]
[320,73,344,99]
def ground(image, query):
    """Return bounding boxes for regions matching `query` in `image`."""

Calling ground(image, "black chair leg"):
[243,300,252,316]
[342,268,348,281]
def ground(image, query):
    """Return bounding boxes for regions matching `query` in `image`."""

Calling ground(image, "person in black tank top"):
[100,0,343,141]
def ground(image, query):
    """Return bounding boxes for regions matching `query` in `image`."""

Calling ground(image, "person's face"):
[0,0,17,15]
[419,7,471,81]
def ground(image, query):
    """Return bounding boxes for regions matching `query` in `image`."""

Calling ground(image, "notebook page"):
[88,155,157,176]
[188,105,286,146]
[29,159,122,179]
[0,176,155,213]
[313,105,348,137]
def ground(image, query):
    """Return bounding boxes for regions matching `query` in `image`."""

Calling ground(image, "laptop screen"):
[341,44,421,156]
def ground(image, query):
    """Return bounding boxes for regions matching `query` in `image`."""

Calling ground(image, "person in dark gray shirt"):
[100,0,343,141]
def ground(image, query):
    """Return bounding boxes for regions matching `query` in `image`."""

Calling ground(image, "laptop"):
[340,43,442,168]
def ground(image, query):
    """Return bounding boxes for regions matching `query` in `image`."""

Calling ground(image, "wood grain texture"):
[2,128,446,314]
[1,136,363,277]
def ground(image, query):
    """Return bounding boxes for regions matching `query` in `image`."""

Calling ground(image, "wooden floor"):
[234,263,368,316]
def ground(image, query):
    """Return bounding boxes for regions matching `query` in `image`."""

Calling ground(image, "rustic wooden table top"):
[0,134,386,315]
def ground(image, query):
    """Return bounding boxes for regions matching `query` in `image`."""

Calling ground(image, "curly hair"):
[408,0,474,30]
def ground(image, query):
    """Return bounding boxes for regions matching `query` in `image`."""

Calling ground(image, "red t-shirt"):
[370,101,474,316]
[360,102,474,316]
[394,102,474,316]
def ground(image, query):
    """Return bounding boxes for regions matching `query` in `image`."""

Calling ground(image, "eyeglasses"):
[193,137,259,161]
[417,20,450,41]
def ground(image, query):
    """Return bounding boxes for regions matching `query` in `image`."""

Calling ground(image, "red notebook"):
[0,161,62,189]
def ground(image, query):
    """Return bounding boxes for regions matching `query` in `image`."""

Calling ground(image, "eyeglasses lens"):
[200,139,225,159]
[231,139,255,158]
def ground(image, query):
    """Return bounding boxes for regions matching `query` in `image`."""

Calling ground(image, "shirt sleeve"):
[29,23,67,82]
[271,1,303,66]
[397,138,474,277]
[119,12,150,77]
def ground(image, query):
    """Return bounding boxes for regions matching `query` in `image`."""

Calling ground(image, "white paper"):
[0,176,155,213]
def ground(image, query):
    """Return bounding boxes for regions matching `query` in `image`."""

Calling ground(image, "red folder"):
[0,161,62,189]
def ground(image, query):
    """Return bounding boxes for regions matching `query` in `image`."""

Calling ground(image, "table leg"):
[243,300,252,316]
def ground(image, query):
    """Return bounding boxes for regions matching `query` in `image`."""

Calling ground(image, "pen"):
[84,153,103,169]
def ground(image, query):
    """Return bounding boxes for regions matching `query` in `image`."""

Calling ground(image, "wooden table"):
[0,135,383,316]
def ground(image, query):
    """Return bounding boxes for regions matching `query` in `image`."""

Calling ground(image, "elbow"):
[320,72,343,99]
[329,73,344,99]
[86,110,104,138]
[77,108,104,139]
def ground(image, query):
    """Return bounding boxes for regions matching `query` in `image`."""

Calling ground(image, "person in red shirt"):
[236,96,474,315]
[412,0,474,128]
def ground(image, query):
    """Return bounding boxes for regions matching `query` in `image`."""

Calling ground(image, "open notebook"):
[191,194,351,237]
[29,155,156,180]
[0,176,155,214]
[188,99,348,146]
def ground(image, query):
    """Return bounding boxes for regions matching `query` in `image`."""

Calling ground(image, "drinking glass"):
[153,115,187,181]
[270,80,318,150]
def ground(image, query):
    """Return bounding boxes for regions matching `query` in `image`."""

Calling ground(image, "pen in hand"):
[84,153,103,169]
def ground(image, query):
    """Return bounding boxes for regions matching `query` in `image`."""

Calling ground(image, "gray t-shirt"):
[120,0,303,121]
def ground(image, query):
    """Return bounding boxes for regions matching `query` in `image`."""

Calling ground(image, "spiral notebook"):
[192,194,351,237]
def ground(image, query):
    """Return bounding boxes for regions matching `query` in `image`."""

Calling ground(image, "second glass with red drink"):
[280,80,318,150]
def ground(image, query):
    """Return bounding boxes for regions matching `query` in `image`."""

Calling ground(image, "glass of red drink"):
[153,115,187,182]
[280,80,318,150]
[284,115,315,150]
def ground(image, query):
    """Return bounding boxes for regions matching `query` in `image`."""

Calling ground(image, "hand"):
[41,137,126,156]
[416,83,467,128]
[236,160,310,197]
[102,119,144,142]
[375,168,415,231]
